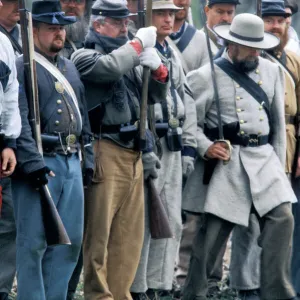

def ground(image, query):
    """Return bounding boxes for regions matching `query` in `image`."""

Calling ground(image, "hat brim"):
[213,24,279,50]
[152,4,182,11]
[105,12,136,19]
[262,12,292,18]
[32,15,77,26]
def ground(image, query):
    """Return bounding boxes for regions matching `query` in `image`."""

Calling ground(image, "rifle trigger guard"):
[214,139,232,165]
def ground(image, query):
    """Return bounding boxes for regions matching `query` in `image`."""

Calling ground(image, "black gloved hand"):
[28,166,51,188]
[83,168,94,188]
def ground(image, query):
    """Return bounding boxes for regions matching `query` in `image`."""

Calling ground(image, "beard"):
[65,15,90,42]
[232,56,259,72]
[271,25,289,52]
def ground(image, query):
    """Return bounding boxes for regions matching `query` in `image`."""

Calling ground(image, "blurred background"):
[24,0,300,35]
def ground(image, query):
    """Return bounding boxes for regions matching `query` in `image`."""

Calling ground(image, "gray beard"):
[65,16,89,42]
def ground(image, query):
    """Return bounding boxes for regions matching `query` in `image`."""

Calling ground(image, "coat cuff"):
[3,138,16,150]
[182,146,197,158]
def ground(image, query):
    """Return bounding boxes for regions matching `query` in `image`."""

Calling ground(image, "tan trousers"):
[83,140,144,300]
[182,203,295,300]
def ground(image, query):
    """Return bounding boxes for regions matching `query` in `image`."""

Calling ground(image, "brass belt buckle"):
[214,139,232,165]
[66,134,76,145]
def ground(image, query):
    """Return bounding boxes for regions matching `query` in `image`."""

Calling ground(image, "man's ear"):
[93,21,101,33]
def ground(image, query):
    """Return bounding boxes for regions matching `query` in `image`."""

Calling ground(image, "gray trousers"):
[175,211,226,288]
[182,203,295,300]
[131,143,182,292]
[0,178,16,294]
[230,214,261,290]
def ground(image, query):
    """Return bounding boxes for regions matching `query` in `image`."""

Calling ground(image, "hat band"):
[92,9,130,17]
[32,12,76,24]
[229,30,264,42]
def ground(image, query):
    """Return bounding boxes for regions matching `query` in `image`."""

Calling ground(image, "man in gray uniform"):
[182,13,297,300]
[176,0,239,295]
[131,1,197,299]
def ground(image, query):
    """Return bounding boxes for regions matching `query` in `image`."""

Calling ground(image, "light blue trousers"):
[12,154,83,300]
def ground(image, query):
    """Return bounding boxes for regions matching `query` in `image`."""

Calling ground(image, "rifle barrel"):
[18,0,71,246]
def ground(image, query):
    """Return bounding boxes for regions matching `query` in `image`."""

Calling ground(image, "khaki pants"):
[182,203,295,300]
[83,140,144,300]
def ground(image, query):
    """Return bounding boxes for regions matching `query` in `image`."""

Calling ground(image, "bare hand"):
[295,157,300,178]
[1,148,17,177]
[205,142,230,161]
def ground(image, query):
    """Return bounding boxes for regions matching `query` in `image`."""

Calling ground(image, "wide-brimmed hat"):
[206,0,240,7]
[91,0,133,19]
[152,0,182,11]
[213,13,279,50]
[284,0,298,15]
[262,0,291,18]
[32,1,76,25]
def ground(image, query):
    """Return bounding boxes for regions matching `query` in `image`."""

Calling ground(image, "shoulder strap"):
[265,51,296,89]
[215,57,271,120]
[0,25,22,55]
[175,24,197,53]
[166,37,189,74]
[33,51,82,131]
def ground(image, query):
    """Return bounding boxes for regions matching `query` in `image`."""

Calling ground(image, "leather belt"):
[204,122,269,147]
[285,114,297,125]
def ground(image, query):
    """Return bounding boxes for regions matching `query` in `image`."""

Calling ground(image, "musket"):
[18,0,71,246]
[137,0,173,239]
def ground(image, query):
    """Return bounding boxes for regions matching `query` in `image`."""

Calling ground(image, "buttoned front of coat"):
[184,50,296,226]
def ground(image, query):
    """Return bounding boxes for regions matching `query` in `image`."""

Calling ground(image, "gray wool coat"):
[183,50,296,226]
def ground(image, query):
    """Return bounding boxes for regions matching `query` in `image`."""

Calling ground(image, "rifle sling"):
[214,57,271,121]
[265,51,296,89]
[0,25,22,55]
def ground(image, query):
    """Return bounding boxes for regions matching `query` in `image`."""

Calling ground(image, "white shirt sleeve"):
[0,32,21,139]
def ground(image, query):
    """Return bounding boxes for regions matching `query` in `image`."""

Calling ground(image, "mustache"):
[54,36,64,41]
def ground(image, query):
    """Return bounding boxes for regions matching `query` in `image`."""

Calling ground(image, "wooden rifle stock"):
[148,178,173,239]
[19,1,71,246]
[137,0,173,239]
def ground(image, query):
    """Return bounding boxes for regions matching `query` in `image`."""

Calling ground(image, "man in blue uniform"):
[12,1,93,299]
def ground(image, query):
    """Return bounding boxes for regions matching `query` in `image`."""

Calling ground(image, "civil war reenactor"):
[71,0,168,299]
[204,0,240,55]
[228,1,300,299]
[12,1,94,299]
[131,1,197,299]
[182,13,297,300]
[0,0,22,56]
[0,13,21,300]
[177,0,240,296]
[0,1,22,299]
[284,0,300,55]
[60,0,94,58]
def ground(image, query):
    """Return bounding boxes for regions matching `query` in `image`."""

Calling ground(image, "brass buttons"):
[57,99,62,104]
[57,109,62,114]
[258,81,263,86]
[258,131,262,135]
[240,120,245,124]
[236,84,240,88]
[259,106,263,110]
[237,108,241,113]
[255,69,260,74]
[236,96,241,100]
[55,120,60,125]
[240,131,245,135]
[260,117,264,121]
